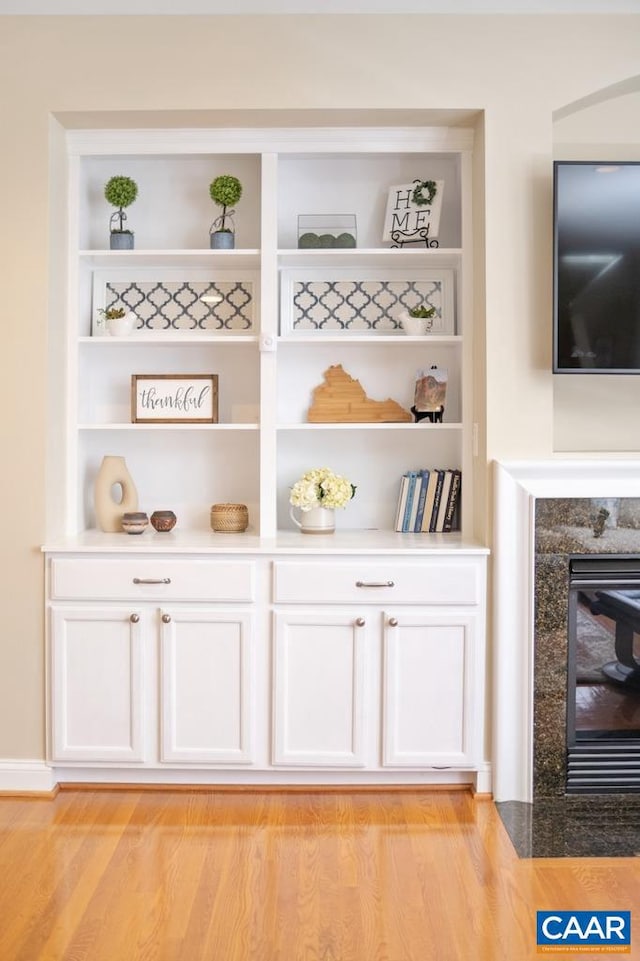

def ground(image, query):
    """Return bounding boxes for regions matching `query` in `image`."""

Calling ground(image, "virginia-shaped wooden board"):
[307,364,412,423]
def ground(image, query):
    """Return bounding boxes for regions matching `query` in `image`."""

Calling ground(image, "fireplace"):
[567,555,640,793]
[493,460,640,804]
[493,463,640,854]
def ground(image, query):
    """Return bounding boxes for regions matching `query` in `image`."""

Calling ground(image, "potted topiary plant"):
[104,175,138,250]
[209,175,242,249]
[399,303,437,336]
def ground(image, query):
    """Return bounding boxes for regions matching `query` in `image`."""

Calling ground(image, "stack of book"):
[394,468,461,533]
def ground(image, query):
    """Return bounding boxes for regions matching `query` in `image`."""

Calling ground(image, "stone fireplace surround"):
[534,496,640,797]
[493,460,640,804]
[494,461,640,855]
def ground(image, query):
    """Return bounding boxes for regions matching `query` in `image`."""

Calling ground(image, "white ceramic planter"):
[107,312,137,337]
[398,310,429,336]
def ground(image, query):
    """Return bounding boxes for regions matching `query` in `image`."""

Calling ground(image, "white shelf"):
[78,423,259,431]
[79,334,260,345]
[42,528,489,556]
[277,334,462,346]
[78,249,262,268]
[276,422,463,431]
[278,247,462,269]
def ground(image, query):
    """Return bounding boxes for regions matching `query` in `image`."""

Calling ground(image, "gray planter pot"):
[110,231,134,250]
[210,231,235,250]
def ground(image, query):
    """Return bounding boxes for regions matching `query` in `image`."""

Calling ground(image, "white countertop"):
[42,528,489,556]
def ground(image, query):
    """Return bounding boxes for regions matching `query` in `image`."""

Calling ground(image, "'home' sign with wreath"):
[382,178,444,248]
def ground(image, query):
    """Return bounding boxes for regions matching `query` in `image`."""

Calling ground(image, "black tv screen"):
[553,161,640,373]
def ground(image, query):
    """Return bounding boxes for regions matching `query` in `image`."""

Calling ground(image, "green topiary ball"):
[298,232,320,248]
[335,232,356,248]
[318,233,335,248]
[209,175,242,208]
[104,176,138,209]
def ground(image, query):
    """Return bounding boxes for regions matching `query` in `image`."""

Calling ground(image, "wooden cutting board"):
[307,364,412,423]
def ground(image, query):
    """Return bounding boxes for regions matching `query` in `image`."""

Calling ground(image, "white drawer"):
[50,558,255,603]
[273,560,481,606]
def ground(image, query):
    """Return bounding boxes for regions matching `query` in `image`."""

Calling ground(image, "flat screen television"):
[553,160,640,373]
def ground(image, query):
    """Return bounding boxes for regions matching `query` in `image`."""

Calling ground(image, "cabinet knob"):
[355,617,366,627]
[161,613,172,624]
[388,617,399,627]
[130,613,140,624]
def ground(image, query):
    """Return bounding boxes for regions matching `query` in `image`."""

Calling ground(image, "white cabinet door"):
[50,606,144,762]
[382,610,480,768]
[273,610,367,767]
[160,607,254,764]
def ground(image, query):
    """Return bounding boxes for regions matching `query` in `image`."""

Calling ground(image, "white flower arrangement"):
[289,467,356,511]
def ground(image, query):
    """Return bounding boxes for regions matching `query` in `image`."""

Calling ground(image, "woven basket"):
[210,503,249,533]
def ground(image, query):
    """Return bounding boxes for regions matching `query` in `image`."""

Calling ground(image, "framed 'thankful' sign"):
[131,374,219,424]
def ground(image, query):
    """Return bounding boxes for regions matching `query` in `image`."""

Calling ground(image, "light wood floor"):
[1,787,640,961]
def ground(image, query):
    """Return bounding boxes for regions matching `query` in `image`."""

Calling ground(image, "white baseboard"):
[50,766,482,789]
[0,760,57,794]
[0,760,492,796]
[473,762,493,796]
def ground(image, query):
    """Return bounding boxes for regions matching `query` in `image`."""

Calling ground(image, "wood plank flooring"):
[0,787,639,960]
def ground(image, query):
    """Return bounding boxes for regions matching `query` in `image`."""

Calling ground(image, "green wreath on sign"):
[412,179,437,207]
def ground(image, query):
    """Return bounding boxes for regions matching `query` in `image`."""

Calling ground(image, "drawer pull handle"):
[355,580,394,588]
[388,617,399,627]
[130,613,140,624]
[355,617,366,627]
[161,614,172,624]
[133,577,171,585]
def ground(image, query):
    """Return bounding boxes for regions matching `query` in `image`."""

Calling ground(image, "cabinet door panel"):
[50,606,144,762]
[383,612,478,767]
[273,611,366,767]
[161,608,254,764]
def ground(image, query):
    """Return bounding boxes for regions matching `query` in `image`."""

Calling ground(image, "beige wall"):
[0,14,638,760]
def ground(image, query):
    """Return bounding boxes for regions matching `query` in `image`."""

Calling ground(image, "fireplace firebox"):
[567,556,640,793]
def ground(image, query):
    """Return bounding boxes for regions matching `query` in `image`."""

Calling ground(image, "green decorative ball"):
[104,176,138,209]
[335,232,356,248]
[209,175,242,208]
[298,232,320,248]
[318,233,335,248]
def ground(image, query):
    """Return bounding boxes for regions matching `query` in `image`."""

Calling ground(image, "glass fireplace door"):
[567,556,640,792]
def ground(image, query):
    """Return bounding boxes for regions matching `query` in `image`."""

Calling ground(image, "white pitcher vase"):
[289,505,335,534]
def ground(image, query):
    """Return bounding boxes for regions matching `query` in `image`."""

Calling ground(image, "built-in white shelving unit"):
[42,122,489,792]
[55,124,475,544]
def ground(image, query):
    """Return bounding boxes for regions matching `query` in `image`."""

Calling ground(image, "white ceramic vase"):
[289,505,336,534]
[94,455,139,532]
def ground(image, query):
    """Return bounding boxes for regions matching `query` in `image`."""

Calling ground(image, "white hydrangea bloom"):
[320,474,353,508]
[289,466,355,511]
[289,478,319,510]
